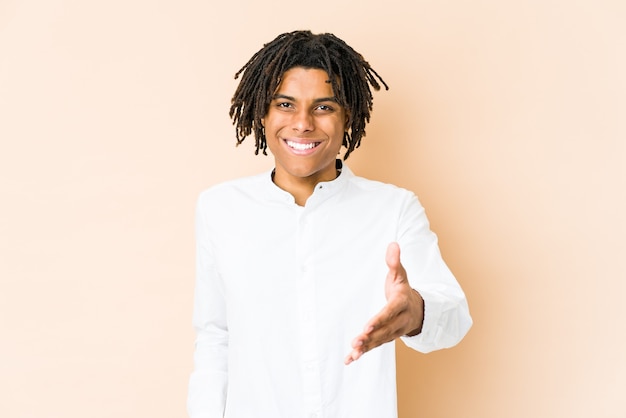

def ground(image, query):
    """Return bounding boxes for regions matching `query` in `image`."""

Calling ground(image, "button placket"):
[296,210,322,414]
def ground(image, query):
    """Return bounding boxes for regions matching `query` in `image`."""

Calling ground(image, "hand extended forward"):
[344,242,425,365]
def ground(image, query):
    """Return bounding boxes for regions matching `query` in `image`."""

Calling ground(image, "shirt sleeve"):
[187,192,228,417]
[396,192,473,353]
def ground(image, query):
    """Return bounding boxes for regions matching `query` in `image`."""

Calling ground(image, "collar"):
[264,159,353,206]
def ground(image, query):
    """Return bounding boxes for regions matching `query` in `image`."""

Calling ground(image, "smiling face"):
[262,67,348,197]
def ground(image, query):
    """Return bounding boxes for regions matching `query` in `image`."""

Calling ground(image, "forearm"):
[187,330,229,418]
[401,284,472,353]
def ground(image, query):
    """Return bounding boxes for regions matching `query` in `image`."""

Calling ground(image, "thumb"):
[385,242,408,300]
[385,242,402,275]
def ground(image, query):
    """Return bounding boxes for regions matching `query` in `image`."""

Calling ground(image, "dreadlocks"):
[229,30,389,160]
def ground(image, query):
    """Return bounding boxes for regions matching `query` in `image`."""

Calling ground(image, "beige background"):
[1,0,625,417]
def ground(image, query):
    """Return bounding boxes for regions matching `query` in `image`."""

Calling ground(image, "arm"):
[187,194,228,417]
[345,194,472,364]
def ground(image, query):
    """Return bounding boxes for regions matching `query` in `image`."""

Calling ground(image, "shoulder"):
[340,171,427,223]
[346,172,417,202]
[196,171,270,210]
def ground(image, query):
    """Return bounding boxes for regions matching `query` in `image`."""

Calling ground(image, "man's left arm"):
[344,194,472,364]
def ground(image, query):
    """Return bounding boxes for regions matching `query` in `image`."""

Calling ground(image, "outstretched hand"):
[344,242,424,365]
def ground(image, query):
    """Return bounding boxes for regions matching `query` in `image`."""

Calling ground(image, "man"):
[188,30,472,418]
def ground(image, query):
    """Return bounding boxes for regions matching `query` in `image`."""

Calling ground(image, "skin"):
[344,242,425,365]
[262,67,425,364]
[262,67,347,206]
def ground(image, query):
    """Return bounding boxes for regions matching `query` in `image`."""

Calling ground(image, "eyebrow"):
[272,94,338,103]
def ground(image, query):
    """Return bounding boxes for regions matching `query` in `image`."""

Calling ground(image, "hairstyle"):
[229,30,388,159]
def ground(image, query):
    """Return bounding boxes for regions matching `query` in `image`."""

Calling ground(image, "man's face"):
[262,67,348,189]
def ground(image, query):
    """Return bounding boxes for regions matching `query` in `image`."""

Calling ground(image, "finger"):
[345,320,405,365]
[349,308,407,352]
[364,320,405,348]
[344,341,366,365]
[345,305,409,366]
[365,295,408,331]
[344,327,372,365]
[385,242,401,273]
[344,349,363,365]
[363,315,405,345]
[385,242,408,288]
[345,330,374,365]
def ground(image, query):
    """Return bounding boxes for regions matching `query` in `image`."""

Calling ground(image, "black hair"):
[229,30,388,159]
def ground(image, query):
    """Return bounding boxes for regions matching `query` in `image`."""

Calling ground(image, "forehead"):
[275,67,334,96]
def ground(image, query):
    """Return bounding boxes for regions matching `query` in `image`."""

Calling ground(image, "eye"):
[315,104,335,112]
[276,101,293,109]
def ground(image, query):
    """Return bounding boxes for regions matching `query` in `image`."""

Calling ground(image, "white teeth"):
[286,140,318,150]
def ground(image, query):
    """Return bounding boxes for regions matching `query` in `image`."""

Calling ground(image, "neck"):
[272,170,339,206]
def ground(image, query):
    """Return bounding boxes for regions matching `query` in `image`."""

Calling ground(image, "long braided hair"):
[229,30,388,159]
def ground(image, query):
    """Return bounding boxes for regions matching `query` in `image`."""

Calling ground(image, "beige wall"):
[1,1,624,417]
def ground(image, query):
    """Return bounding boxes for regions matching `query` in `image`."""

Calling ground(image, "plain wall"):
[1,1,624,417]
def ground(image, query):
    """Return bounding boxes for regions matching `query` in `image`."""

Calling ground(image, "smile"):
[285,140,320,151]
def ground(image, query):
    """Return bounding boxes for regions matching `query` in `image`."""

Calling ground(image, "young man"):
[188,30,472,418]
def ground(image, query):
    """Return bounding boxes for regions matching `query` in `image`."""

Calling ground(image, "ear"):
[344,111,351,130]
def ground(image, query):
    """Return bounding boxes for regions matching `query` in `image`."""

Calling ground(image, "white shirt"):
[188,163,472,418]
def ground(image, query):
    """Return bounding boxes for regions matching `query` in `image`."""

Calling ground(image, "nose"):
[292,108,314,133]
